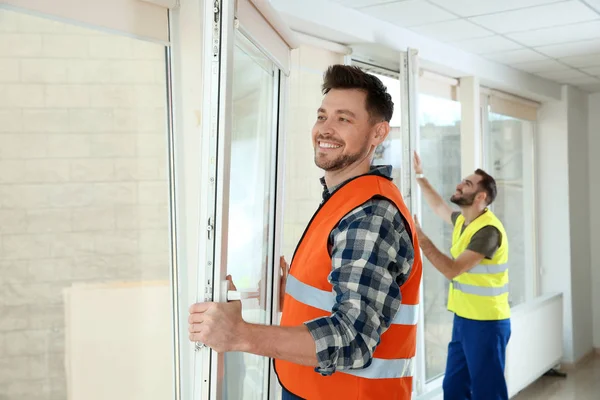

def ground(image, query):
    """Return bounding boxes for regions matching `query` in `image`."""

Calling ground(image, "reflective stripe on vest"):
[340,357,414,379]
[275,175,421,398]
[468,264,509,274]
[452,281,509,296]
[286,274,419,326]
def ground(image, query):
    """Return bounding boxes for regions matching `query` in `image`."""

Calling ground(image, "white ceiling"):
[330,0,600,92]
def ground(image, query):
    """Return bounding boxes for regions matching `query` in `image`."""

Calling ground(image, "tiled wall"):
[0,9,171,399]
[282,46,344,261]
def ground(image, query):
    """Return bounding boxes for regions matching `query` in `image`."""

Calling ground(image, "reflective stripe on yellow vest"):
[447,209,510,321]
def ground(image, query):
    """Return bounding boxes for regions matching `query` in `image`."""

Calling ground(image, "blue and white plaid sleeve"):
[304,197,414,375]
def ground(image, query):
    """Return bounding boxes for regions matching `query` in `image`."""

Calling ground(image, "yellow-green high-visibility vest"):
[447,209,510,321]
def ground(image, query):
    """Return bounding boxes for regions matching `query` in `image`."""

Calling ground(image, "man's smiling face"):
[312,88,374,172]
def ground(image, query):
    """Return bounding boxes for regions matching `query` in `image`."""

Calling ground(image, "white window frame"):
[399,50,424,396]
[480,92,540,304]
[351,55,543,399]
[188,0,294,399]
[418,69,463,396]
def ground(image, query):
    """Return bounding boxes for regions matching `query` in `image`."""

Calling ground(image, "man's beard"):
[450,191,477,206]
[314,140,370,172]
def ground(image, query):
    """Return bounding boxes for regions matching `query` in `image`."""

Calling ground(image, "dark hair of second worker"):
[475,168,497,205]
[322,65,394,124]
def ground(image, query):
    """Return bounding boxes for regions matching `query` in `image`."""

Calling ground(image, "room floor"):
[513,355,600,400]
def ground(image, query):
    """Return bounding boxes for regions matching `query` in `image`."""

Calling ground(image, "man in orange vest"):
[189,65,422,400]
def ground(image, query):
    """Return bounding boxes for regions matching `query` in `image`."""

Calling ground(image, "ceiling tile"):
[537,39,600,58]
[427,0,559,17]
[507,20,600,47]
[484,49,548,63]
[360,0,455,27]
[468,1,597,34]
[411,19,493,42]
[559,53,600,67]
[582,66,600,76]
[512,59,571,73]
[453,35,522,54]
[331,0,398,8]
[537,69,589,80]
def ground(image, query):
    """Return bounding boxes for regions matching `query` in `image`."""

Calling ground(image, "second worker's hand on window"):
[256,256,289,312]
[279,256,289,312]
[413,214,425,241]
[413,150,423,174]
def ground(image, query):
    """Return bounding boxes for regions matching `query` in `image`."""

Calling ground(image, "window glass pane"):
[487,113,534,307]
[0,8,175,399]
[369,72,403,189]
[223,31,276,400]
[419,94,461,381]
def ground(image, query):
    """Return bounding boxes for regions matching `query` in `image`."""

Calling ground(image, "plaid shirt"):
[304,165,415,375]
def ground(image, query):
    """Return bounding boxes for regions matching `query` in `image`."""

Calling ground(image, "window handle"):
[227,290,259,301]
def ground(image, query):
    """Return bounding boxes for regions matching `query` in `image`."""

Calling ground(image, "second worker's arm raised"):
[413,151,453,225]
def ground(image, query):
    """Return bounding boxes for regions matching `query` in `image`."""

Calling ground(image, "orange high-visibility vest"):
[275,175,422,400]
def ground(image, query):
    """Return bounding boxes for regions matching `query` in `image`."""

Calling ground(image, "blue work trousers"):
[443,314,511,400]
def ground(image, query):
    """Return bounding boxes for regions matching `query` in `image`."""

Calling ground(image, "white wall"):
[537,86,595,364]
[589,92,600,350]
[566,86,593,362]
[505,294,564,398]
[537,88,574,361]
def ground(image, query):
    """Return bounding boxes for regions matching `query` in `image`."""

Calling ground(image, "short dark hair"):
[475,169,497,205]
[322,65,394,123]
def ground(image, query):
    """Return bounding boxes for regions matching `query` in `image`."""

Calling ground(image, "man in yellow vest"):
[412,151,510,400]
